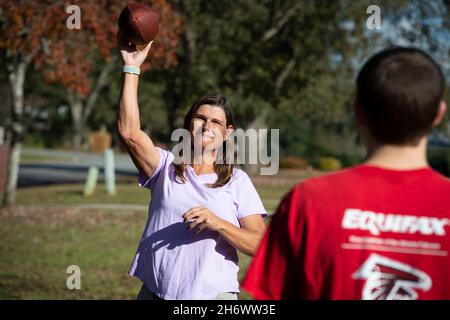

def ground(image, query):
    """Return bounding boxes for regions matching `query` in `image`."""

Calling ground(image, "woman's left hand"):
[183,206,224,234]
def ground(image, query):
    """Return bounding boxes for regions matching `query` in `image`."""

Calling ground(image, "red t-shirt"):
[242,164,450,300]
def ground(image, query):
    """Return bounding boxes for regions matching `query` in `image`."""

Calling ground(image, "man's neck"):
[365,137,429,170]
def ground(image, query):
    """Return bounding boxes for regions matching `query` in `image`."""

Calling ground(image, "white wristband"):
[122,65,140,75]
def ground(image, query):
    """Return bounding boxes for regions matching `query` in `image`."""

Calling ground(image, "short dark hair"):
[356,47,446,145]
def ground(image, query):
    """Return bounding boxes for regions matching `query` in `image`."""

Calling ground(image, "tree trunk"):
[68,61,115,150]
[69,98,84,150]
[4,61,26,206]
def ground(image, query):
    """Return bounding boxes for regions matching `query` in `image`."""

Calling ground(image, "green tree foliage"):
[158,0,354,131]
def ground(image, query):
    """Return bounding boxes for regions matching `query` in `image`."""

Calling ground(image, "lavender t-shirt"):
[129,148,267,300]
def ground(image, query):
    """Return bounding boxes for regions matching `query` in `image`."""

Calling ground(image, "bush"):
[317,157,342,171]
[428,148,450,177]
[280,156,309,169]
[339,153,365,167]
[23,132,46,148]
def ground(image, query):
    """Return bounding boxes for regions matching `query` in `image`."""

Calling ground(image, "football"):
[118,2,159,45]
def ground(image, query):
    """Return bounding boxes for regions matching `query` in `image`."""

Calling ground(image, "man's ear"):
[433,100,447,127]
[354,97,367,126]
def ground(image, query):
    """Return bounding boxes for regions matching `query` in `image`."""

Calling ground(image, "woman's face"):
[190,104,231,150]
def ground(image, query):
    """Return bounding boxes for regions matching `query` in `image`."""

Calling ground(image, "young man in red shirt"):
[242,47,450,300]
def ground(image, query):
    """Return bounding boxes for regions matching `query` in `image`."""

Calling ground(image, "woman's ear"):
[433,100,447,127]
[224,126,234,141]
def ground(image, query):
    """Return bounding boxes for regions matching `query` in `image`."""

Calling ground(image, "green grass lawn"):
[20,154,73,163]
[0,206,261,300]
[16,183,152,206]
[16,183,292,212]
[1,173,310,299]
[0,207,145,299]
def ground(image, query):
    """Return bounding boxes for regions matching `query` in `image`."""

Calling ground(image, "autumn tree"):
[0,0,64,206]
[36,0,182,149]
[0,0,182,206]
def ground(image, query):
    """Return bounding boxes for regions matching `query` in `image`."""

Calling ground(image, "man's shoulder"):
[291,164,450,200]
[428,168,450,186]
[292,165,365,197]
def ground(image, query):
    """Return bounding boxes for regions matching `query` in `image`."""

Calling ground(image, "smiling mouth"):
[202,131,215,139]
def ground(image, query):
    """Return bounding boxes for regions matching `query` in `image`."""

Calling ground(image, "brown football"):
[118,2,159,45]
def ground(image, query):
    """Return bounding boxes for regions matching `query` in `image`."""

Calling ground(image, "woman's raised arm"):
[116,32,159,179]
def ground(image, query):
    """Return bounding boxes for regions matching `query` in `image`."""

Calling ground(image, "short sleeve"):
[232,171,267,219]
[241,185,306,300]
[138,147,172,189]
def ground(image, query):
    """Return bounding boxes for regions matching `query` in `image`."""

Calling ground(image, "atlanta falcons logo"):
[352,254,432,300]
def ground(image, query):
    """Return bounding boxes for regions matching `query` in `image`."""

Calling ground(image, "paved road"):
[19,147,139,187]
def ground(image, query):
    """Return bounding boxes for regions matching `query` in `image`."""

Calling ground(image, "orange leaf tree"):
[0,0,182,205]
[0,0,64,205]
[36,0,182,149]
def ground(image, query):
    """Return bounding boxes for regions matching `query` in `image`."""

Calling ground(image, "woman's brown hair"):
[173,94,236,188]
